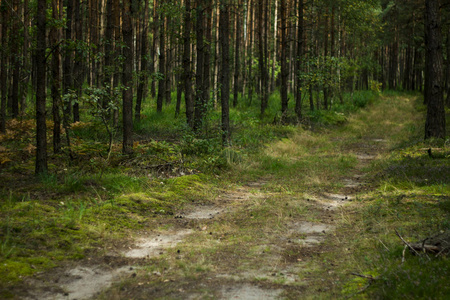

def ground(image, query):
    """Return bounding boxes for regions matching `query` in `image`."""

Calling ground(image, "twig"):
[378,239,390,251]
[421,238,429,252]
[436,246,449,258]
[402,245,407,263]
[350,272,376,281]
[394,229,421,257]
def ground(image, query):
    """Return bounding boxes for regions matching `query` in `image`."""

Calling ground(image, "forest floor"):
[2,93,450,299]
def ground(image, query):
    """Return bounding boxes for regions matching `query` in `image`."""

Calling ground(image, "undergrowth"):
[1,88,447,299]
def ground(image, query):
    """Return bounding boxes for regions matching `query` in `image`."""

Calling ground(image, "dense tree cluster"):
[0,0,448,175]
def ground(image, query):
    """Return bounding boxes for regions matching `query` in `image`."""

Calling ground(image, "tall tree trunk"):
[150,0,158,98]
[104,0,113,107]
[0,1,8,132]
[233,0,241,107]
[51,0,62,153]
[247,0,254,105]
[270,0,278,93]
[220,0,230,146]
[20,0,31,116]
[194,0,206,131]
[72,0,82,122]
[295,0,303,121]
[258,0,268,115]
[183,0,194,128]
[35,0,48,175]
[424,0,446,139]
[280,0,288,120]
[63,0,73,99]
[203,2,212,108]
[135,0,149,122]
[10,0,19,118]
[323,9,329,110]
[122,0,134,154]
[112,0,121,126]
[156,8,165,112]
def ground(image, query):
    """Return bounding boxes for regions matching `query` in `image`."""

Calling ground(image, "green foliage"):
[307,110,347,126]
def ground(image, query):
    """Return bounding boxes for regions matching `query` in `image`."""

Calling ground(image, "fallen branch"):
[394,229,423,257]
[350,272,376,281]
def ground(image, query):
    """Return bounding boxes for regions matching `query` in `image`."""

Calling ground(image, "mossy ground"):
[1,91,449,299]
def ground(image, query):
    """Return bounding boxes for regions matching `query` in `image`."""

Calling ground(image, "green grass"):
[1,88,447,298]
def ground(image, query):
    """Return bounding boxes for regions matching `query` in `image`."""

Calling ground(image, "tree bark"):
[122,0,134,154]
[10,0,20,118]
[156,7,166,113]
[72,0,82,122]
[233,0,241,107]
[35,0,48,175]
[135,0,149,122]
[247,0,254,105]
[0,1,8,132]
[280,0,288,120]
[183,0,194,128]
[51,0,62,153]
[295,0,303,121]
[424,0,446,139]
[220,0,230,146]
[194,0,206,131]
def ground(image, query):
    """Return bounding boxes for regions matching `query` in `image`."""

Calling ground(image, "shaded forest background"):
[0,0,449,175]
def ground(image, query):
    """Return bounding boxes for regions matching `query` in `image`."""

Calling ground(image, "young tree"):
[35,0,48,175]
[424,0,446,139]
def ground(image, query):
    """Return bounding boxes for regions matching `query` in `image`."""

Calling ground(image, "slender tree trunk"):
[51,0,62,153]
[183,0,194,128]
[135,0,149,122]
[295,0,303,122]
[165,16,172,105]
[258,0,268,115]
[72,0,82,122]
[323,9,329,110]
[157,7,166,112]
[20,0,30,116]
[446,27,450,106]
[247,0,254,105]
[0,1,8,132]
[150,0,158,98]
[424,0,446,139]
[233,0,241,107]
[104,0,113,106]
[122,0,134,154]
[35,0,48,175]
[271,0,278,93]
[203,2,212,108]
[280,0,288,120]
[194,0,206,131]
[10,0,19,118]
[63,0,73,98]
[220,0,230,146]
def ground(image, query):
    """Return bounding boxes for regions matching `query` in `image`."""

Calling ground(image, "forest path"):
[22,95,418,299]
